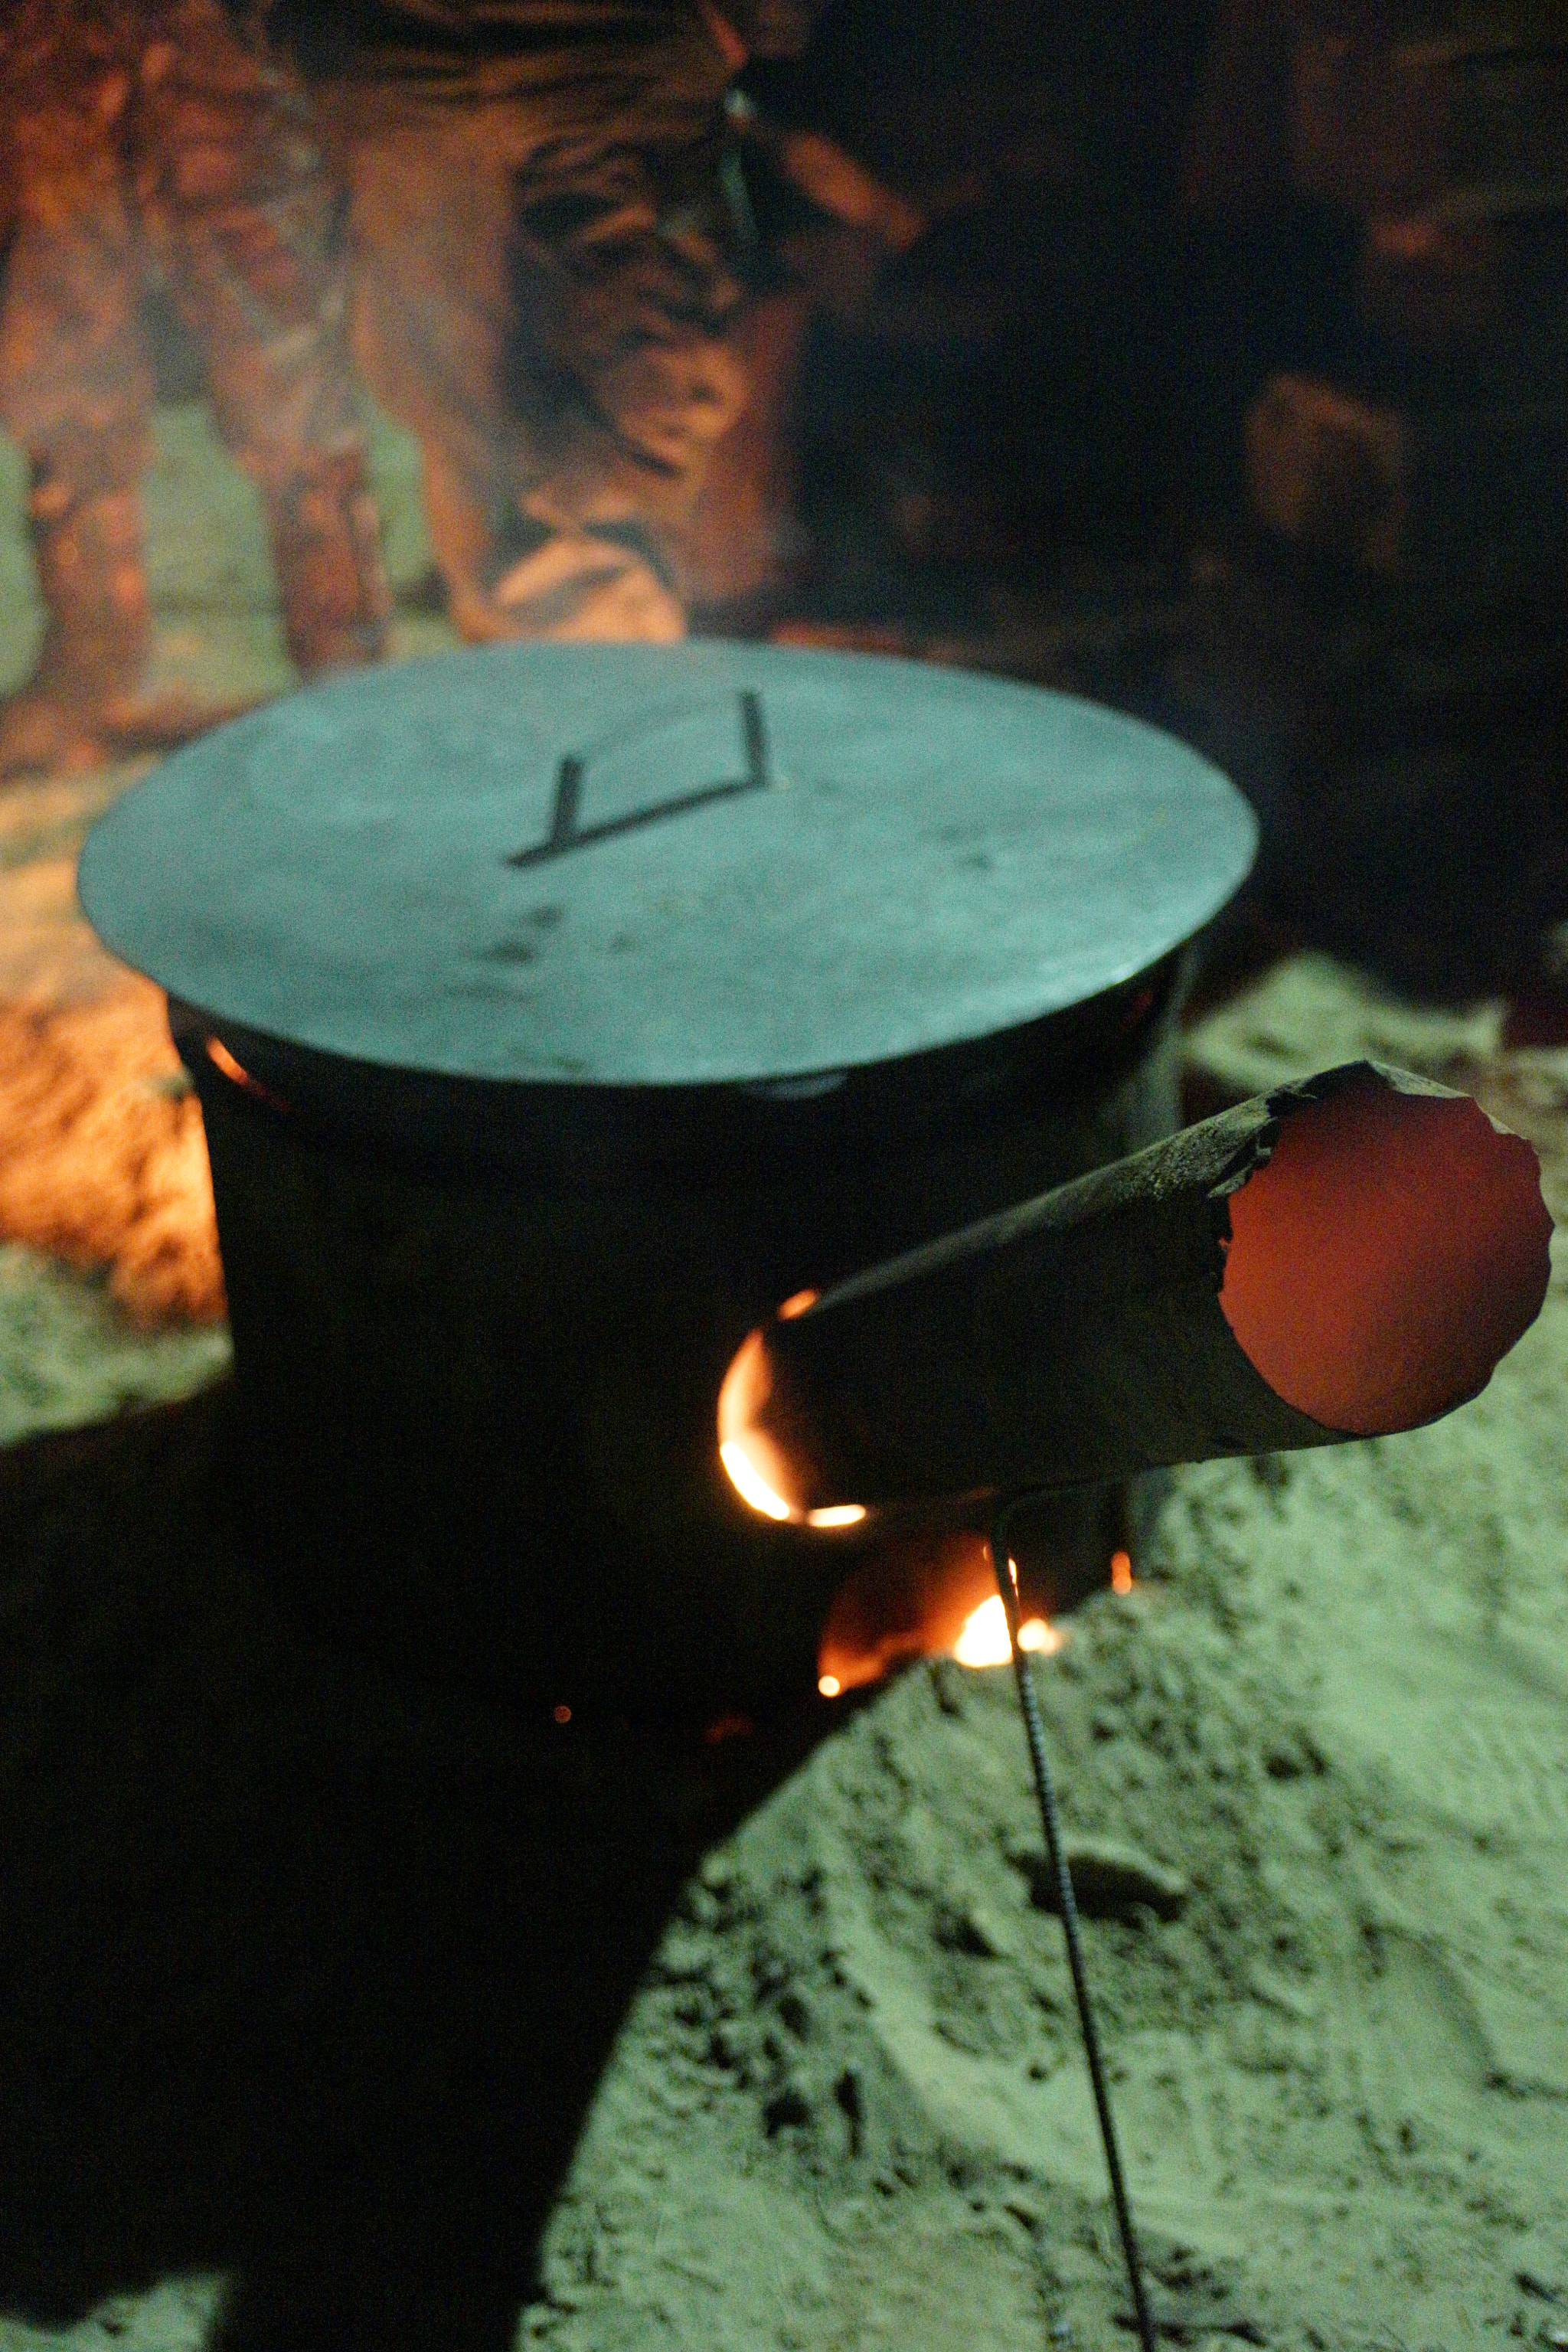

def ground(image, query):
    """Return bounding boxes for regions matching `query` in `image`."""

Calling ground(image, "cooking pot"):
[78,642,1257,1717]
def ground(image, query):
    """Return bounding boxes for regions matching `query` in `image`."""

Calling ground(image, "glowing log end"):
[1221,1074,1553,1436]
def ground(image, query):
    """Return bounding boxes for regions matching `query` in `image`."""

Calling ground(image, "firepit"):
[77,642,1256,1718]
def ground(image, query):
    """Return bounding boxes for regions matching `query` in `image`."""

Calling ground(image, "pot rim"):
[171,946,1189,1184]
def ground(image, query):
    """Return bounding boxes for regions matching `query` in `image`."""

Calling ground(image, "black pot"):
[81,642,1256,1717]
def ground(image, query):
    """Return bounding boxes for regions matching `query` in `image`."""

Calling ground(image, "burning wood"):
[721,1060,1552,1520]
[724,1054,1552,2352]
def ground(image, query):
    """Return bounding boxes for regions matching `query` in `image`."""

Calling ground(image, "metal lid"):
[79,642,1256,1089]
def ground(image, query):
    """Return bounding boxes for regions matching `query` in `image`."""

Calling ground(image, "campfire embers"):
[720,1060,1553,1517]
[813,1529,1003,1694]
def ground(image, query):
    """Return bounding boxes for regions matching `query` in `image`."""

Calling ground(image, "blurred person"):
[0,0,389,780]
[285,0,825,641]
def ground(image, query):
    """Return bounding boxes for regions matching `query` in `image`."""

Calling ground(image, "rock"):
[1010,1834,1189,1922]
[700,1850,736,1895]
[927,1656,969,1717]
[763,2071,814,2132]
[934,1898,1017,1959]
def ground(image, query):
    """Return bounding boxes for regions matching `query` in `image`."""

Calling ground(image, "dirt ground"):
[1,413,1566,2352]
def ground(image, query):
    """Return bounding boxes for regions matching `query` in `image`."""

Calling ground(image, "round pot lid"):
[79,642,1256,1088]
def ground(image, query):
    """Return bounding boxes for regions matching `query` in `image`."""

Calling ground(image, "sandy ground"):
[1,413,1566,2351]
[505,972,1568,2352]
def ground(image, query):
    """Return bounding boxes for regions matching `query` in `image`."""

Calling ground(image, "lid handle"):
[506,690,772,871]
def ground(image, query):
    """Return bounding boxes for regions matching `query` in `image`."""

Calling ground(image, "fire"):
[720,1436,867,1527]
[716,1325,802,1518]
[812,1528,1080,1698]
[952,1593,1060,1668]
[719,1436,793,1521]
[718,1313,866,1527]
[206,1037,250,1087]
[205,1033,287,1114]
[717,1295,1076,1698]
[1110,1548,1133,1594]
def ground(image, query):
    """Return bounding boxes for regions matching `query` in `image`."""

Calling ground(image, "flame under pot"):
[179,974,1181,1720]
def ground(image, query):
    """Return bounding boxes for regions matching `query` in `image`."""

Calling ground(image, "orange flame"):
[205,1037,251,1087]
[205,1033,287,1115]
[952,1593,1060,1667]
[718,1309,866,1527]
[718,1435,793,1521]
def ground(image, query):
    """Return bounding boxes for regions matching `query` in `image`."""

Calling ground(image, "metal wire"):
[991,1496,1158,2352]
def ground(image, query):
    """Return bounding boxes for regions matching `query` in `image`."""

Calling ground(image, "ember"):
[803,1522,1083,1697]
[812,1590,1060,1691]
[204,1038,250,1089]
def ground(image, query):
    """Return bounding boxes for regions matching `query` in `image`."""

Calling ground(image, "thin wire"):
[992,1497,1158,2352]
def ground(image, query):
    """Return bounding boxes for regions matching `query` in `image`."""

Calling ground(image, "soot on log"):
[721,1060,1553,1517]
